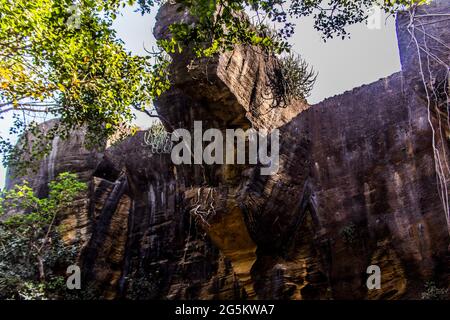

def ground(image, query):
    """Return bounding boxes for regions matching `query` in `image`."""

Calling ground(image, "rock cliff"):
[6,0,450,299]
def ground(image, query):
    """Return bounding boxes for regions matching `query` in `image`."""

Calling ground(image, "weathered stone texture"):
[7,1,450,299]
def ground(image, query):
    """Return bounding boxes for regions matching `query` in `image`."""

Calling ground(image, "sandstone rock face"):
[7,1,449,299]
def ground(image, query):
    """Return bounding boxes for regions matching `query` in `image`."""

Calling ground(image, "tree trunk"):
[37,255,45,282]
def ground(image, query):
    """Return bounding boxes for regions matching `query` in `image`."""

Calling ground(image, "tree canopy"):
[0,0,168,171]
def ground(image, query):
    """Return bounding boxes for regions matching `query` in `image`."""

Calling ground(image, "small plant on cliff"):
[143,121,172,154]
[0,172,86,299]
[279,53,317,102]
[125,270,161,300]
[339,223,358,245]
[421,281,449,300]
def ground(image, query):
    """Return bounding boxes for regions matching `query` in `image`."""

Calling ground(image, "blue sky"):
[0,5,401,189]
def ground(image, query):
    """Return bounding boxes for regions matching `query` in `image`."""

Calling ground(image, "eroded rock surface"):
[7,1,450,299]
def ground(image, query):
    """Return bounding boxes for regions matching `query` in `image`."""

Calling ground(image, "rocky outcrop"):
[6,1,449,299]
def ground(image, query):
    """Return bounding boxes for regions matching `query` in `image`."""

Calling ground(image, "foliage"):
[151,0,427,57]
[0,172,86,299]
[278,53,317,102]
[143,121,172,154]
[421,281,449,300]
[124,270,161,299]
[339,223,358,245]
[0,0,169,172]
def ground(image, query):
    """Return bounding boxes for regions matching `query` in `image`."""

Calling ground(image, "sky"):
[0,5,401,189]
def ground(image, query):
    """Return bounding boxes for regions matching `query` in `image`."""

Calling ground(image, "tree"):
[0,0,169,172]
[0,172,86,299]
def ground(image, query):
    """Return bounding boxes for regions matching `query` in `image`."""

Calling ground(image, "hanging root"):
[407,6,450,235]
[181,187,217,264]
[189,187,217,228]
